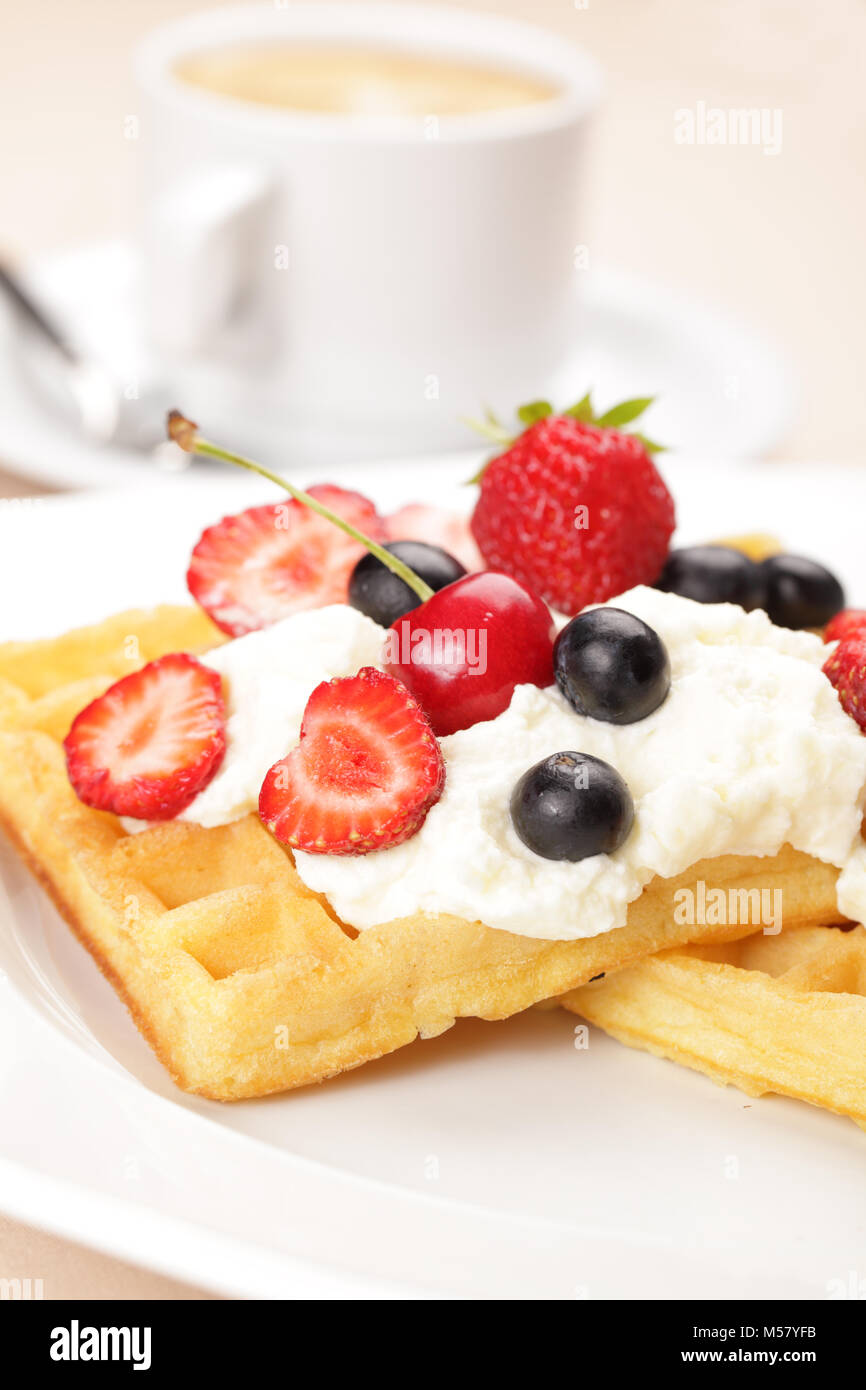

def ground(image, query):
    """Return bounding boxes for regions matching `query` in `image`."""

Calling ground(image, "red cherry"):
[382,571,555,736]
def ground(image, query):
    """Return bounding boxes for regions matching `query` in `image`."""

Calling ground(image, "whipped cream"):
[293,588,866,939]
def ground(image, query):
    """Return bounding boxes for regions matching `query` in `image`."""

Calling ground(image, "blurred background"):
[0,0,862,1299]
[1,0,864,489]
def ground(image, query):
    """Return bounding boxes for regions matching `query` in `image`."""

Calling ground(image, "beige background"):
[0,0,861,1298]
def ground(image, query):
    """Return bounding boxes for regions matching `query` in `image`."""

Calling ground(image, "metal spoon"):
[0,262,173,454]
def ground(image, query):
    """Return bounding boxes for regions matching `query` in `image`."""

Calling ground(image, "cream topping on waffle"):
[132,588,866,940]
[291,588,866,939]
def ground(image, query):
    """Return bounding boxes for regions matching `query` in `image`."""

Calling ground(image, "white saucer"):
[0,242,791,491]
[0,457,864,1300]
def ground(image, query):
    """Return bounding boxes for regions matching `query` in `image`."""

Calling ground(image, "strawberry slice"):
[385,504,483,573]
[64,653,226,820]
[187,485,386,637]
[823,637,866,732]
[259,667,445,854]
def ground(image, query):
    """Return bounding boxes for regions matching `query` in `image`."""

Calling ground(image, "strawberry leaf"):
[466,455,497,486]
[594,396,655,429]
[563,391,594,422]
[630,432,666,455]
[516,400,554,426]
[482,403,505,430]
[459,415,512,448]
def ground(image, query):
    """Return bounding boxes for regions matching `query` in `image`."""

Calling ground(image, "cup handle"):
[146,166,274,357]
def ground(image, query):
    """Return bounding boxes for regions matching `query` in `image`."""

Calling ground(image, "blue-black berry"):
[654,545,765,611]
[554,607,670,724]
[510,751,634,862]
[348,541,465,627]
[760,554,845,630]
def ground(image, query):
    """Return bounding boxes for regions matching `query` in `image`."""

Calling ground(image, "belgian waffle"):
[0,605,847,1099]
[562,925,866,1126]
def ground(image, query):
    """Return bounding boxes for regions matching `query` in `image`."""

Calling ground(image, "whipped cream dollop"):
[146,588,866,941]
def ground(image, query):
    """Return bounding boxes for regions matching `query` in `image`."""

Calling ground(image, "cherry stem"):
[167,412,434,603]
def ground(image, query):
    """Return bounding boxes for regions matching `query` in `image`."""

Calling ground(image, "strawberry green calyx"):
[464,392,665,484]
[167,411,434,603]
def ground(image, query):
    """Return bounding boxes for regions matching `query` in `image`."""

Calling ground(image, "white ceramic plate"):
[1,455,864,1300]
[0,242,790,490]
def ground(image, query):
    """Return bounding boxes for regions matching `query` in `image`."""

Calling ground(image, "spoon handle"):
[0,262,77,363]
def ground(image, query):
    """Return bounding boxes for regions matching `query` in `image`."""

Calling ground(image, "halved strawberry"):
[187,485,386,637]
[823,637,866,732]
[385,504,483,573]
[64,653,226,819]
[259,667,445,854]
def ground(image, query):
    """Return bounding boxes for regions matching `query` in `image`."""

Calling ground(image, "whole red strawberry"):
[468,397,674,613]
[823,637,866,732]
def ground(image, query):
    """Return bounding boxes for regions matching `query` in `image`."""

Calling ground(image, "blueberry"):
[510,751,634,862]
[554,608,670,725]
[760,553,845,630]
[654,545,765,611]
[348,541,466,627]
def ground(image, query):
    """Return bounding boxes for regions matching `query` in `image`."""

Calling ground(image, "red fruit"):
[470,417,675,614]
[385,504,484,573]
[187,485,386,637]
[382,570,555,737]
[824,609,866,646]
[259,667,444,854]
[823,637,866,732]
[64,653,226,819]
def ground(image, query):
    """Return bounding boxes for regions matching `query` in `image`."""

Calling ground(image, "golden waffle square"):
[0,606,848,1099]
[562,926,866,1126]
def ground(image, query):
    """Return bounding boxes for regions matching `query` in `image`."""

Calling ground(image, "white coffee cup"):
[135,3,602,463]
